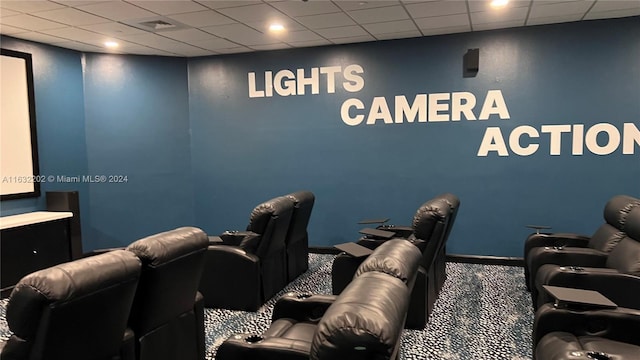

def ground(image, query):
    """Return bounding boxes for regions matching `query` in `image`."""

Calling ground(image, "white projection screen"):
[1,49,40,200]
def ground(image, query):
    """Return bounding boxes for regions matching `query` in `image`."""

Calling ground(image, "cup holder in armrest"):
[244,335,264,344]
[586,351,611,360]
[296,293,313,299]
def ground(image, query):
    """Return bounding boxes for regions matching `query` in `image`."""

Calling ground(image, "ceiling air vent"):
[123,16,188,33]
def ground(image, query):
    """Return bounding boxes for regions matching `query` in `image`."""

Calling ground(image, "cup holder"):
[586,352,611,360]
[296,292,313,299]
[244,335,264,344]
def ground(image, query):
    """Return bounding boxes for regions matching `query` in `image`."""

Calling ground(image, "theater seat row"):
[0,227,209,360]
[199,191,315,311]
[523,195,640,360]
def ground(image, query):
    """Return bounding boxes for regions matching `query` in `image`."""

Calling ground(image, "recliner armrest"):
[217,335,311,360]
[219,231,260,246]
[524,233,590,259]
[535,265,640,309]
[533,303,640,348]
[527,247,608,291]
[272,293,337,323]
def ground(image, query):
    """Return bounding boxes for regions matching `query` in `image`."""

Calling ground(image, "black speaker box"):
[463,48,479,77]
[46,191,83,259]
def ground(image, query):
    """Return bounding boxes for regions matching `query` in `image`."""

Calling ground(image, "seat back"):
[589,195,640,252]
[435,193,460,244]
[354,239,422,288]
[284,191,315,280]
[3,250,140,360]
[126,227,208,360]
[606,206,640,275]
[310,271,410,360]
[246,196,295,301]
[411,197,451,264]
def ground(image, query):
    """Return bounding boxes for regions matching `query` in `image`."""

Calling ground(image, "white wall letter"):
[623,122,640,155]
[248,72,264,98]
[395,94,427,123]
[451,92,477,121]
[343,64,365,93]
[297,67,319,95]
[509,125,539,156]
[541,125,571,155]
[428,93,450,122]
[479,90,510,120]
[572,124,584,155]
[477,127,509,156]
[274,69,296,96]
[320,66,342,94]
[367,97,393,125]
[341,98,365,126]
[585,123,620,155]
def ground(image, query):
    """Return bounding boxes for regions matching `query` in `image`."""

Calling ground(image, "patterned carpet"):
[0,254,534,359]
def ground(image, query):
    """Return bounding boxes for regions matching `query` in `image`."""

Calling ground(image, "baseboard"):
[446,254,524,267]
[310,246,341,254]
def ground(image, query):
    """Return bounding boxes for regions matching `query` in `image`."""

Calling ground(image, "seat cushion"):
[264,319,317,342]
[536,332,640,360]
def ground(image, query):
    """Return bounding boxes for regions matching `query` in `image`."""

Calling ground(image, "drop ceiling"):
[1,0,639,57]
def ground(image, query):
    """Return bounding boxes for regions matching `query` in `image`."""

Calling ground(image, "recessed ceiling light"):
[104,41,119,48]
[269,23,285,32]
[490,0,509,8]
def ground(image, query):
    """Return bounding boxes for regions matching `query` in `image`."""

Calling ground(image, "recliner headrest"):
[624,205,640,241]
[412,198,450,240]
[126,227,208,267]
[354,239,422,284]
[285,191,315,208]
[6,250,140,340]
[603,195,640,231]
[247,196,295,233]
[310,271,409,360]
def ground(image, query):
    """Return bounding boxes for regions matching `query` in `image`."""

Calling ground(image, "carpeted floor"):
[0,254,534,359]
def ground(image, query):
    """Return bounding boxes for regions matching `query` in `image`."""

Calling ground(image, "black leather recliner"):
[125,227,209,360]
[284,191,315,282]
[199,196,295,311]
[524,195,640,291]
[533,303,640,360]
[216,240,422,360]
[533,205,640,309]
[332,196,453,328]
[0,250,141,360]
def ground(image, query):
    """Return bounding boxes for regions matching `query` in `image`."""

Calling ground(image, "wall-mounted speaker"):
[46,191,83,259]
[463,48,479,78]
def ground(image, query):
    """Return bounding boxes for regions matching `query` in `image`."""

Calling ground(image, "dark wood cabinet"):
[1,212,73,297]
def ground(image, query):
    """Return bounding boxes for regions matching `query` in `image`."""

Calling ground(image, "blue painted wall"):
[2,17,638,257]
[82,54,194,249]
[189,18,640,257]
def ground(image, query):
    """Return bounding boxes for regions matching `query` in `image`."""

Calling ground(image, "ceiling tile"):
[335,1,401,12]
[32,7,110,26]
[295,12,356,29]
[362,19,418,35]
[0,1,66,13]
[215,3,289,23]
[287,38,332,47]
[1,14,67,31]
[246,17,306,33]
[271,29,323,43]
[201,23,274,45]
[128,1,209,15]
[214,46,252,54]
[331,35,376,44]
[421,25,470,36]
[590,0,640,12]
[250,43,290,51]
[405,1,468,18]
[315,25,368,39]
[348,5,410,24]
[9,31,67,44]
[529,1,594,18]
[0,8,21,17]
[187,37,240,51]
[79,22,148,37]
[468,0,530,13]
[527,14,583,26]
[415,13,469,30]
[166,10,236,27]
[584,8,640,20]
[40,26,111,43]
[270,1,341,16]
[198,1,263,10]
[375,29,422,40]
[46,40,105,52]
[0,23,29,34]
[471,6,529,24]
[77,1,156,21]
[158,28,216,42]
[474,19,526,31]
